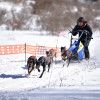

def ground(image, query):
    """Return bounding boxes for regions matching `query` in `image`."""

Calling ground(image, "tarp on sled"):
[68,39,84,60]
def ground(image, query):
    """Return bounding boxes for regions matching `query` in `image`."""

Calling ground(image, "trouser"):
[81,39,90,59]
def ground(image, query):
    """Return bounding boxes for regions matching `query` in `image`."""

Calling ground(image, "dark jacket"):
[72,24,93,41]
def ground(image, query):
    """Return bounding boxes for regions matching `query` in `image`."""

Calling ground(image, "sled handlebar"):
[70,30,93,39]
[75,30,93,39]
[72,30,89,34]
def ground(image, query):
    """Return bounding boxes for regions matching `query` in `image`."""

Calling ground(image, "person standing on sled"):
[72,17,93,59]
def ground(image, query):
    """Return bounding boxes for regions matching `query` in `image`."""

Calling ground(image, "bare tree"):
[32,0,100,35]
[0,9,6,25]
[0,0,100,33]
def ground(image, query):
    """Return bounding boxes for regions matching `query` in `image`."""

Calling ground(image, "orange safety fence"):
[0,45,25,55]
[0,44,61,57]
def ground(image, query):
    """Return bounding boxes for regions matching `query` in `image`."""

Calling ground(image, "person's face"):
[78,21,83,26]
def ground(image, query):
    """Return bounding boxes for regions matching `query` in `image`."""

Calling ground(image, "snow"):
[0,31,67,91]
[0,0,39,30]
[95,16,100,20]
[0,30,69,48]
[0,2,12,11]
[0,30,100,93]
[0,2,23,12]
[0,1,100,99]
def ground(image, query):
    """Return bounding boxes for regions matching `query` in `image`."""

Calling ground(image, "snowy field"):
[0,30,100,99]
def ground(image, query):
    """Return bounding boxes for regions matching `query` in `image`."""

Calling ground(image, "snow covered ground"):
[0,30,100,99]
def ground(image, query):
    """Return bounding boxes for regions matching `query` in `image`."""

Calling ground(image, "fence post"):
[25,43,26,63]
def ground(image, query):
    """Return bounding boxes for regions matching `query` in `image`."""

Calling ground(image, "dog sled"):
[61,30,90,67]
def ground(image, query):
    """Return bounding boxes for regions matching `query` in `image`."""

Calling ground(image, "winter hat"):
[77,17,84,23]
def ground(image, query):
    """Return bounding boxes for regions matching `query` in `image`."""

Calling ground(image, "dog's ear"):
[46,51,49,54]
[61,47,66,52]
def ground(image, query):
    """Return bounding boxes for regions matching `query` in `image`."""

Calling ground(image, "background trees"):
[0,0,100,35]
